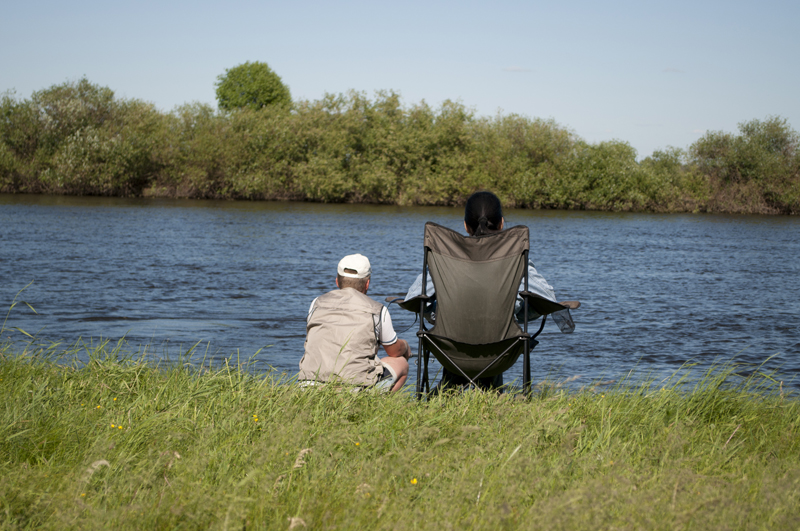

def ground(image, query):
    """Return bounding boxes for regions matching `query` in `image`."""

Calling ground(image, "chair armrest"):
[519,291,572,316]
[397,294,432,313]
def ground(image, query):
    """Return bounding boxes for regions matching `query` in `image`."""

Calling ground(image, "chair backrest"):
[424,222,529,345]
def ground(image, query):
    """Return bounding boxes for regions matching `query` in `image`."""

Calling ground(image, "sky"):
[2,0,798,158]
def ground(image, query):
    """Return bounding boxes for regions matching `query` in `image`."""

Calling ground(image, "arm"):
[516,261,579,334]
[379,307,411,359]
[403,273,434,302]
[515,261,556,320]
[383,339,410,359]
[401,272,437,321]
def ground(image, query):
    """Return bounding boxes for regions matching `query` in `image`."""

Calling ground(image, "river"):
[1,194,798,388]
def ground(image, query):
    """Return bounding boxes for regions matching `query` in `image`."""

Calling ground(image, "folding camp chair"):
[400,222,572,398]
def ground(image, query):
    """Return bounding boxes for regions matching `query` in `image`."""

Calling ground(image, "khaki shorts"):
[298,361,398,391]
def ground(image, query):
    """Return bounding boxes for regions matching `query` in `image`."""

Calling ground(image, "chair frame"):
[413,236,549,399]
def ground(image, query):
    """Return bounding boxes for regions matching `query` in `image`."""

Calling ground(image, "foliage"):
[2,78,799,214]
[0,79,167,196]
[689,116,800,213]
[1,341,799,529]
[215,61,292,112]
[691,116,798,183]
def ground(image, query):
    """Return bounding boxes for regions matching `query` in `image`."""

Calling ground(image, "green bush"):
[158,102,237,197]
[39,100,166,196]
[689,117,800,213]
[1,78,798,214]
[1,80,168,196]
[468,114,576,208]
[1,90,45,190]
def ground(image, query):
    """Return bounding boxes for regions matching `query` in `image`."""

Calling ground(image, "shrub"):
[1,77,798,214]
[690,117,800,213]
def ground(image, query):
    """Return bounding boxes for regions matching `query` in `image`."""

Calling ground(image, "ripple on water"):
[2,195,799,387]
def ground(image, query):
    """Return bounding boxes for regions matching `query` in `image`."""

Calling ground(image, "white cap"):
[337,254,372,279]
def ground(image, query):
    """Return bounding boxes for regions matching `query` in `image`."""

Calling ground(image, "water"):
[2,194,799,387]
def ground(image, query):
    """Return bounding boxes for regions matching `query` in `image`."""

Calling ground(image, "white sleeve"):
[307,298,318,321]
[526,262,557,301]
[379,307,398,346]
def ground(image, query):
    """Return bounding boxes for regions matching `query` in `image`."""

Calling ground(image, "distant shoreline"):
[1,188,795,216]
[3,79,798,216]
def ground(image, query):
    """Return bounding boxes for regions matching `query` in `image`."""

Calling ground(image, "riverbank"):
[2,79,798,215]
[2,340,798,530]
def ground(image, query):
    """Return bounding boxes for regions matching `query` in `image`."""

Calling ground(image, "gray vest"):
[299,288,385,386]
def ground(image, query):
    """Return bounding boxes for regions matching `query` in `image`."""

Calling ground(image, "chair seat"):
[420,333,531,379]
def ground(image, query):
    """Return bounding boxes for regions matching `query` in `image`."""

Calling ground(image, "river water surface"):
[1,194,798,388]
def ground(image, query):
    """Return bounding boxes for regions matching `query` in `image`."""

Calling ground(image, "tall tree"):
[215,61,291,111]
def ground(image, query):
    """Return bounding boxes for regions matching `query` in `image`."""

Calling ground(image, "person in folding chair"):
[298,254,412,392]
[400,191,579,395]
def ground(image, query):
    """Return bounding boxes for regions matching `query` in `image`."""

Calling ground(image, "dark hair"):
[464,191,503,236]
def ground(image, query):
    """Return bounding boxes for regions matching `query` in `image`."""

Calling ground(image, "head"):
[335,253,371,293]
[464,191,504,236]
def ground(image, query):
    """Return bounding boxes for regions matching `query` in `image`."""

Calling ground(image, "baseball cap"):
[337,254,372,279]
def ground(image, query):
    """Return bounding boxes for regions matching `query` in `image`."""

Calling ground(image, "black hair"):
[464,191,503,236]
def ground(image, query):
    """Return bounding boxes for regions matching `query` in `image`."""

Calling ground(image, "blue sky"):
[2,0,798,158]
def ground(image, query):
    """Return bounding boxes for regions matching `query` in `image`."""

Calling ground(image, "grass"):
[1,339,799,530]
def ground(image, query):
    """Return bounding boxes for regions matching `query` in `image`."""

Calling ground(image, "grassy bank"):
[2,79,799,214]
[1,340,798,530]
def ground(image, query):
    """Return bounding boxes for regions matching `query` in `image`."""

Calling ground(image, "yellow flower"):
[355,442,360,446]
[96,405,101,409]
[80,493,86,497]
[411,478,418,485]
[118,426,123,430]
[113,397,117,401]
[111,424,115,428]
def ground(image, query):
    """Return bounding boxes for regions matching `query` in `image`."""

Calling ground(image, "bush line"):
[2,78,799,214]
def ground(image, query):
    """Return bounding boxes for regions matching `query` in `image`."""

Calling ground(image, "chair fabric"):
[411,222,536,392]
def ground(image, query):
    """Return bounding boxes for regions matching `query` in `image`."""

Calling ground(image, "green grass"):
[1,339,799,530]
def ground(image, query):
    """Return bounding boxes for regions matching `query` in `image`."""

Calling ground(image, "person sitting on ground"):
[403,190,578,390]
[299,253,411,392]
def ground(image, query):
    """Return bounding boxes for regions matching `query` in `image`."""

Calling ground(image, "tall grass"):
[2,79,798,214]
[1,339,798,530]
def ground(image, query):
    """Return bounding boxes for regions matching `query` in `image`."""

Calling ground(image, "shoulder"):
[361,292,386,313]
[324,288,385,312]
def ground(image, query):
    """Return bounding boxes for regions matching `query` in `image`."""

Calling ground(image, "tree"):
[690,116,799,183]
[215,61,291,112]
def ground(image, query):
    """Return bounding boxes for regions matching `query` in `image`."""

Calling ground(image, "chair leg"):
[416,336,425,400]
[523,337,531,397]
[423,348,430,395]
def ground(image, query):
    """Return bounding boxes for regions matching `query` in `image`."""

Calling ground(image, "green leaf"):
[12,327,33,338]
